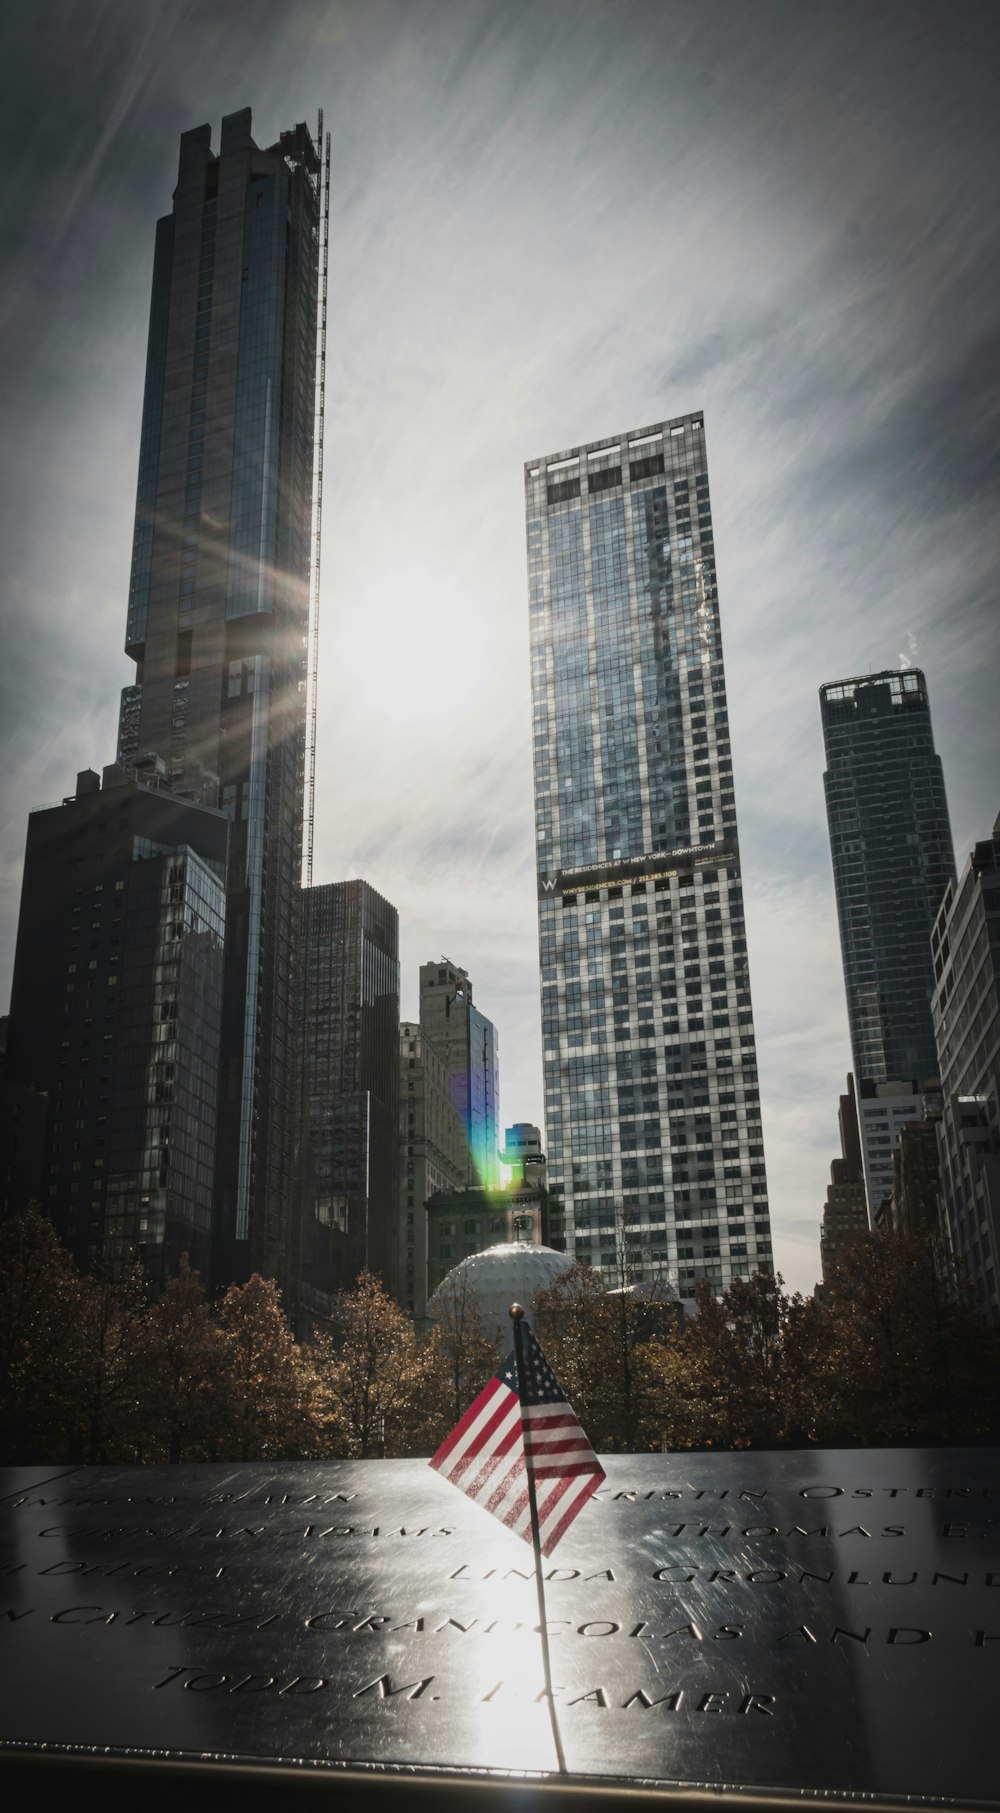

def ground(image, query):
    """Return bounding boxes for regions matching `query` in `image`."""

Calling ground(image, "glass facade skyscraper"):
[116,109,321,1302]
[2,769,228,1285]
[525,412,772,1294]
[300,881,400,1321]
[820,670,955,1086]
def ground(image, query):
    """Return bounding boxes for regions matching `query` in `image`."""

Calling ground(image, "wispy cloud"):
[1,0,997,1294]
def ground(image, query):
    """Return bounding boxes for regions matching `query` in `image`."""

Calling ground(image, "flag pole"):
[509,1302,567,1775]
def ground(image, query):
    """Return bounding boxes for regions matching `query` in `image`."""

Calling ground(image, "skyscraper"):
[931,811,1000,1321]
[819,1075,868,1285]
[820,670,955,1087]
[2,766,228,1284]
[300,881,399,1321]
[525,412,772,1295]
[117,109,321,1299]
[398,1021,467,1320]
[419,959,500,1189]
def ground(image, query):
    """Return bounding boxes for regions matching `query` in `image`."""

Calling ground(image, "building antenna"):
[304,112,330,889]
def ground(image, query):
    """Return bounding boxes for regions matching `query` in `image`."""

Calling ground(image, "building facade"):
[418,958,500,1189]
[931,811,1000,1321]
[425,1182,545,1302]
[117,109,320,1303]
[856,1076,939,1227]
[889,1117,941,1239]
[398,1022,467,1320]
[300,881,399,1319]
[525,412,772,1294]
[819,1074,868,1285]
[1,767,228,1283]
[820,670,955,1088]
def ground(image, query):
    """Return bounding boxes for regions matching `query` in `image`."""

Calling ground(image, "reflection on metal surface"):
[0,1451,997,1805]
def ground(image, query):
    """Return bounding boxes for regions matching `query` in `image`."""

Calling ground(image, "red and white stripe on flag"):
[429,1352,605,1557]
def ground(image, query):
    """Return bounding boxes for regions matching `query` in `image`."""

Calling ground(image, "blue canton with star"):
[498,1325,567,1405]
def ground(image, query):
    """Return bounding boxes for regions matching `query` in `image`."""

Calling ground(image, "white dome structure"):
[427,1243,576,1347]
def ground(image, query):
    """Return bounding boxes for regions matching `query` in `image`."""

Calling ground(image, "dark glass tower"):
[820,670,956,1086]
[931,814,1000,1322]
[525,413,772,1295]
[300,881,400,1320]
[118,109,320,1299]
[1,768,228,1284]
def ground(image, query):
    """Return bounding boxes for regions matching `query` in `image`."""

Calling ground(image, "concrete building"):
[116,109,321,1306]
[857,1077,939,1227]
[1,767,227,1283]
[525,412,772,1293]
[299,882,399,1321]
[418,958,500,1189]
[820,670,955,1088]
[398,1021,467,1320]
[931,811,1000,1321]
[819,1075,868,1285]
[890,1117,941,1239]
[500,1121,546,1190]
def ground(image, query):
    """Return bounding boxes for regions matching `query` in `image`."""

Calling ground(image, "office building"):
[820,670,955,1087]
[889,1117,941,1239]
[500,1122,546,1192]
[1,767,227,1282]
[300,881,399,1319]
[525,412,772,1293]
[116,109,321,1302]
[418,959,500,1189]
[398,1022,467,1320]
[931,811,1000,1321]
[425,1176,547,1303]
[857,1076,940,1226]
[819,1075,868,1285]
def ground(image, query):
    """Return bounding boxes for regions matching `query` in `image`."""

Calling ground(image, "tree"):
[216,1274,314,1461]
[420,1269,498,1450]
[533,1261,674,1451]
[0,1203,86,1462]
[812,1234,1000,1444]
[130,1255,224,1462]
[74,1263,150,1463]
[318,1271,426,1457]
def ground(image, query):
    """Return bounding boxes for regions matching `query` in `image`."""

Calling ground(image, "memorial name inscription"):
[1,1451,996,1804]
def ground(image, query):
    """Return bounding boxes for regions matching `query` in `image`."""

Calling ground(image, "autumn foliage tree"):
[419,1269,498,1452]
[216,1274,314,1460]
[2,1206,998,1462]
[130,1255,226,1462]
[0,1203,86,1461]
[316,1270,426,1457]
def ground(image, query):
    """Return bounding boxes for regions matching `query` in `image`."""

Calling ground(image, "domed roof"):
[427,1243,575,1345]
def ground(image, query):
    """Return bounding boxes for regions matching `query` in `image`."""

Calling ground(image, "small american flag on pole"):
[430,1322,605,1556]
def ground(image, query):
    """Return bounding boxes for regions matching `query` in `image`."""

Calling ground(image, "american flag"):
[429,1324,605,1556]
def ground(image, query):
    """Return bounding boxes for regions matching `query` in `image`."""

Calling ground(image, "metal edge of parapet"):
[0,1745,996,1813]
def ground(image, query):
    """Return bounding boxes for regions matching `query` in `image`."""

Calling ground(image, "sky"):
[0,0,997,1296]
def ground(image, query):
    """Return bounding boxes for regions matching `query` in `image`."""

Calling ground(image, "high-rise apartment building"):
[398,1022,467,1320]
[525,412,772,1294]
[931,811,1000,1322]
[1,767,228,1283]
[300,882,399,1320]
[116,109,321,1299]
[820,670,955,1088]
[418,959,500,1189]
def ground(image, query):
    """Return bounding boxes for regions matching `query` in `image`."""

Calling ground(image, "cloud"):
[1,0,998,1297]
